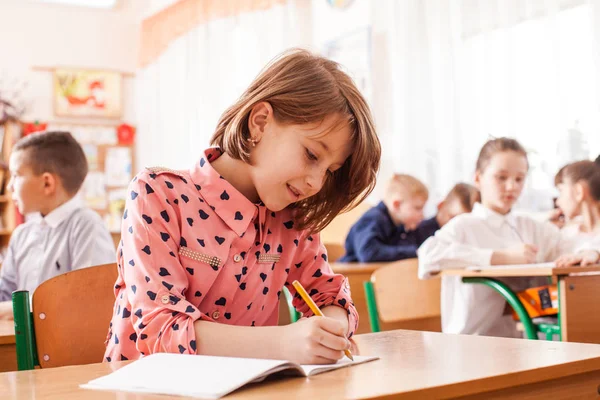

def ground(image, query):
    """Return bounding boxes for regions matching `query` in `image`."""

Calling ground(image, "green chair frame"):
[12,290,38,370]
[462,277,561,341]
[363,281,381,332]
[282,286,301,323]
[365,276,560,338]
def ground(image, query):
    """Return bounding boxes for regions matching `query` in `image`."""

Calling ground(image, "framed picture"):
[53,68,123,118]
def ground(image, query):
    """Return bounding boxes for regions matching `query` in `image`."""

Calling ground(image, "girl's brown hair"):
[555,157,600,201]
[476,137,528,172]
[211,49,380,233]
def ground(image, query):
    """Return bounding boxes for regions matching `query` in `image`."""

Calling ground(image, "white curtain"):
[134,1,310,171]
[372,0,600,213]
[135,0,600,213]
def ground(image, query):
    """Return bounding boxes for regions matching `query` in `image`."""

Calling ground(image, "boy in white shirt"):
[0,131,115,319]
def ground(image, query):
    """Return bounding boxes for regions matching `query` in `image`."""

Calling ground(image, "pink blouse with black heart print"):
[103,147,358,362]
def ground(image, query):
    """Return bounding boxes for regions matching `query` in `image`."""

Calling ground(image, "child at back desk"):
[103,49,381,365]
[554,156,600,266]
[416,182,480,244]
[340,178,478,262]
[339,174,428,262]
[418,137,600,338]
[0,131,115,319]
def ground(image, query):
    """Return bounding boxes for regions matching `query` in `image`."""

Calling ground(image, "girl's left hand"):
[555,250,600,268]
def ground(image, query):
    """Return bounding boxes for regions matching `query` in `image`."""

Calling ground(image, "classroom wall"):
[0,0,142,125]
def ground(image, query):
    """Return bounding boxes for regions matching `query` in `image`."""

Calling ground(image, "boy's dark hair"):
[13,131,88,194]
[444,183,480,211]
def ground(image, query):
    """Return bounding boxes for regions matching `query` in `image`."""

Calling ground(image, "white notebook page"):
[81,353,378,399]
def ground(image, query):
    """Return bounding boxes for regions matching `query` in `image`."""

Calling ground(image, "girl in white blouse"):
[418,138,600,338]
[554,158,600,266]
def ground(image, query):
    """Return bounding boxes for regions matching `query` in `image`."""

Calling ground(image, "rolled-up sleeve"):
[286,233,359,338]
[120,174,208,355]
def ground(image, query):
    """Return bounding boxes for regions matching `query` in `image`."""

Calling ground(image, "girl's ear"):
[474,170,481,188]
[574,181,587,202]
[247,101,274,143]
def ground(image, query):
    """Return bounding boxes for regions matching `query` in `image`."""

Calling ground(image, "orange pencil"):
[291,280,354,361]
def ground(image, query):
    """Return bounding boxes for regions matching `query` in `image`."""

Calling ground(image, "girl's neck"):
[482,201,511,216]
[578,201,600,233]
[210,153,260,203]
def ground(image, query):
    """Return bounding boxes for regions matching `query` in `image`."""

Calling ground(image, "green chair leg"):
[12,290,38,370]
[536,322,561,341]
[282,287,301,323]
[462,277,538,340]
[363,281,381,333]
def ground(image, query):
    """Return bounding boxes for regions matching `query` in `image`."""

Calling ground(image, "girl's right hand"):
[280,316,350,365]
[492,244,538,265]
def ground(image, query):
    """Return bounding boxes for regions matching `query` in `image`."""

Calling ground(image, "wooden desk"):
[3,330,600,399]
[443,265,600,343]
[442,264,600,278]
[0,320,16,372]
[332,262,441,334]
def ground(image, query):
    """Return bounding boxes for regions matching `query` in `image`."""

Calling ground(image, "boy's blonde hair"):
[211,48,381,233]
[385,174,428,201]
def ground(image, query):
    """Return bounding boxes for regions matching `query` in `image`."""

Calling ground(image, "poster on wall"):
[81,172,107,209]
[105,188,127,233]
[53,68,123,118]
[105,147,132,186]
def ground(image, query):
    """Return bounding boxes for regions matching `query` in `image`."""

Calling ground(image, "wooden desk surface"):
[330,261,389,275]
[0,320,15,345]
[442,264,600,278]
[0,320,16,373]
[3,329,600,399]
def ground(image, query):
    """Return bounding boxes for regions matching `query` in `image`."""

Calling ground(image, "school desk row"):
[1,261,599,373]
[2,329,600,399]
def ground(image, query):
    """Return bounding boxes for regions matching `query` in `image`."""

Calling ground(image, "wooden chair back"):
[324,243,346,263]
[31,263,118,368]
[371,259,441,323]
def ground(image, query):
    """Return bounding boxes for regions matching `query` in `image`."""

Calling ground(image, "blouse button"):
[161,295,170,304]
[212,310,220,320]
[233,254,242,263]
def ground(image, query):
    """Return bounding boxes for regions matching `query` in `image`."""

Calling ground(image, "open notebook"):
[81,353,378,399]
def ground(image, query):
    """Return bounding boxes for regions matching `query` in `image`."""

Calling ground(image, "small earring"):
[247,137,258,147]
